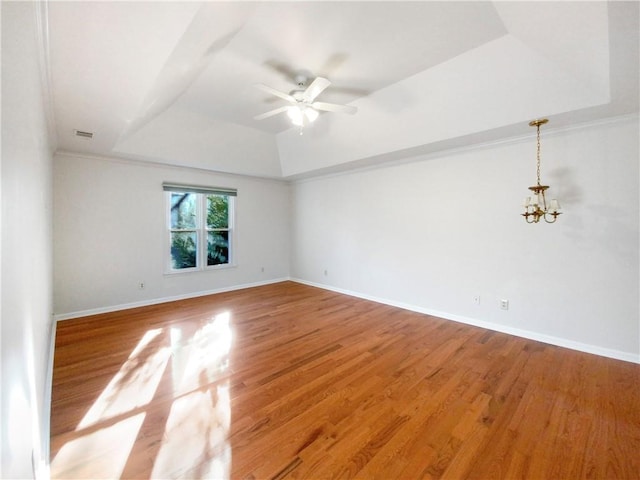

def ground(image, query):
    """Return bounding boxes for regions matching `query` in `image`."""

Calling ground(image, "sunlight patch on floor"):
[171,311,233,395]
[152,312,234,478]
[51,414,145,479]
[77,328,169,429]
[150,384,231,479]
[52,312,235,479]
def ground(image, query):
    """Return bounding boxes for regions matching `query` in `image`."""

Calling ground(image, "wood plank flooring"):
[50,281,640,479]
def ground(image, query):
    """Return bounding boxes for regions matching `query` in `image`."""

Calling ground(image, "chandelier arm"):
[543,211,561,223]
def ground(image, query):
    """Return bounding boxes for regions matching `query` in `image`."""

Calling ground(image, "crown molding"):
[289,112,639,184]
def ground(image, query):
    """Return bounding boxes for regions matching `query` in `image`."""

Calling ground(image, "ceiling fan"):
[254,74,358,127]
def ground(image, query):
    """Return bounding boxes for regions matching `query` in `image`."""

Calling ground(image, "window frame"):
[164,185,236,274]
[204,193,234,268]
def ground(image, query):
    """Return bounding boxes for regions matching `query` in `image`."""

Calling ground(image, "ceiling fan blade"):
[312,102,358,115]
[254,106,289,120]
[255,83,295,103]
[303,77,331,103]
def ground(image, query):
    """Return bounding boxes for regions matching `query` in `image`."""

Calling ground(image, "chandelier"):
[522,118,562,223]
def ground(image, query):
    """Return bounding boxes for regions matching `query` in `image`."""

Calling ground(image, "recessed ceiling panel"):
[176,1,508,134]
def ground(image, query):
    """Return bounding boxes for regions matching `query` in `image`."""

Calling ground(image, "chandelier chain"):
[536,124,541,186]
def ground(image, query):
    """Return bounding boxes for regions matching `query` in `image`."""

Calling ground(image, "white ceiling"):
[46,1,639,180]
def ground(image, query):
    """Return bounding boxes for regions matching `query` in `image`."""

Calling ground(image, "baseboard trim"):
[54,277,291,321]
[291,278,640,365]
[38,317,56,478]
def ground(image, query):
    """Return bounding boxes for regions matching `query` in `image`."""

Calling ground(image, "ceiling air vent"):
[74,129,94,139]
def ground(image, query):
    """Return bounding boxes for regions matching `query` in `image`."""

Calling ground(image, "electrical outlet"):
[324,269,328,276]
[473,295,481,305]
[500,299,509,310]
[138,282,145,290]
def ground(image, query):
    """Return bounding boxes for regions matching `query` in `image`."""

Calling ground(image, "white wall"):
[53,153,290,316]
[1,2,55,478]
[291,116,640,362]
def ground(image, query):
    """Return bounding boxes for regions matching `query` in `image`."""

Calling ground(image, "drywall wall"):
[53,153,291,316]
[291,116,639,362]
[1,2,55,478]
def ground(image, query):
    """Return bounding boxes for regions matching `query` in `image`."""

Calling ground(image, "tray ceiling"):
[46,1,639,179]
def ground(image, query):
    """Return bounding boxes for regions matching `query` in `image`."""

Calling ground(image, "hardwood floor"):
[50,281,639,479]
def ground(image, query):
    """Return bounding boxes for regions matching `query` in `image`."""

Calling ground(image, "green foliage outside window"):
[171,232,197,269]
[207,195,228,228]
[206,195,230,265]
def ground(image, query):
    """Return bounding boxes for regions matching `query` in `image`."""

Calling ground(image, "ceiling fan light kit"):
[254,74,358,133]
[287,105,319,126]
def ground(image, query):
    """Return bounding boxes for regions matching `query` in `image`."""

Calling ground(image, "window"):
[164,183,236,272]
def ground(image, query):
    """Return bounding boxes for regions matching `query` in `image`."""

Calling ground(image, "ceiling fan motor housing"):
[291,90,305,102]
[294,74,308,88]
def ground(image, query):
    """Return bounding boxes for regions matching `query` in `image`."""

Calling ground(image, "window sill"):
[164,263,237,276]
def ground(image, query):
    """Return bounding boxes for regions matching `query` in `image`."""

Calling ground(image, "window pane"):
[207,231,229,266]
[171,232,197,269]
[207,195,229,229]
[171,193,197,229]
